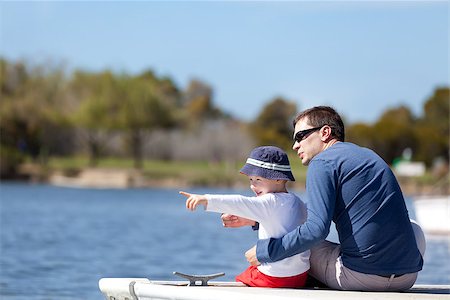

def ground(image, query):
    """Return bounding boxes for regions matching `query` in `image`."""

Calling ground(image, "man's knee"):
[411,219,426,256]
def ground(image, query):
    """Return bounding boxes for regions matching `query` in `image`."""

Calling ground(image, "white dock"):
[413,196,450,235]
[99,278,449,300]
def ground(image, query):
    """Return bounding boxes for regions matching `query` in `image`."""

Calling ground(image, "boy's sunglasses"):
[293,126,323,143]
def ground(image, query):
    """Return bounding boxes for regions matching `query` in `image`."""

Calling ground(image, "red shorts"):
[236,265,308,288]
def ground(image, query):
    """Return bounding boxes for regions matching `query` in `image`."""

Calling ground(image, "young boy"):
[179,146,310,288]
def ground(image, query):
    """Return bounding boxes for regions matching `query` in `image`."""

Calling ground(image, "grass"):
[45,155,309,188]
[21,155,448,194]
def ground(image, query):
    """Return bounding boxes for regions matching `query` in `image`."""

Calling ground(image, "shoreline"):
[5,165,449,197]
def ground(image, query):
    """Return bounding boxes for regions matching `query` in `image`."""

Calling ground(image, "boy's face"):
[248,175,285,196]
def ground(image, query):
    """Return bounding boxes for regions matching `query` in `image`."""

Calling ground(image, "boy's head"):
[240,146,295,182]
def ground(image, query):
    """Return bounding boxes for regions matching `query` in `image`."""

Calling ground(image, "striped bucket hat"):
[240,146,295,181]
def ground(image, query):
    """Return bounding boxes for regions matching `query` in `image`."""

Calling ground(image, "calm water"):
[1,183,449,300]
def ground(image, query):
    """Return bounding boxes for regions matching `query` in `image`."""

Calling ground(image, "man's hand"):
[245,245,260,266]
[221,214,256,228]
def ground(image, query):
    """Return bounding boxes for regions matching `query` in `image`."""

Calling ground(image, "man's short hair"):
[293,106,345,142]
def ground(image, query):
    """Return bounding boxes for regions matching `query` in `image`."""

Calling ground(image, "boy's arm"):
[205,194,275,223]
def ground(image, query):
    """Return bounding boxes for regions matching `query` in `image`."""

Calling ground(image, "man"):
[223,106,424,291]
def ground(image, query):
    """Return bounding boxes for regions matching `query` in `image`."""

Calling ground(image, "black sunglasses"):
[293,126,323,143]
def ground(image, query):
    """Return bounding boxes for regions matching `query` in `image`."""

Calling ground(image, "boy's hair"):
[293,106,345,142]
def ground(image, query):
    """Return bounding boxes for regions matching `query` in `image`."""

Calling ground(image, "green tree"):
[346,122,376,149]
[183,79,224,126]
[0,59,68,176]
[70,70,118,166]
[371,106,417,164]
[117,73,178,168]
[138,70,181,107]
[415,87,449,165]
[251,97,297,150]
[1,59,29,174]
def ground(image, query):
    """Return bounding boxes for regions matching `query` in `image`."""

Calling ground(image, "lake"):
[0,183,449,300]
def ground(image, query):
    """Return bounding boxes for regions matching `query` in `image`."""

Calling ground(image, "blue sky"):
[1,1,448,124]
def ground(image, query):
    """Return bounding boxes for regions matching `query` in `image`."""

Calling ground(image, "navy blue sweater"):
[256,142,423,276]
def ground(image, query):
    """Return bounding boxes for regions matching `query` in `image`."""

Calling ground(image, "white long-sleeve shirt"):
[206,192,310,277]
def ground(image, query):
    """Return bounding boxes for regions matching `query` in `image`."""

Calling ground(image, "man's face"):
[292,118,324,166]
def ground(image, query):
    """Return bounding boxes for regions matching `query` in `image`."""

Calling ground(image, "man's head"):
[292,106,345,165]
[293,106,345,141]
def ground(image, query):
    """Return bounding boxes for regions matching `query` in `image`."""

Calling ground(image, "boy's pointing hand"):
[179,191,208,211]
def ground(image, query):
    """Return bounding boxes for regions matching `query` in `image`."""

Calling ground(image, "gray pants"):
[309,221,426,291]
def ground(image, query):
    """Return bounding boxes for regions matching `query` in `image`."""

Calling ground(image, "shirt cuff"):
[256,238,272,263]
[251,222,259,231]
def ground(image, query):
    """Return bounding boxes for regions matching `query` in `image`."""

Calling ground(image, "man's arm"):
[256,159,337,263]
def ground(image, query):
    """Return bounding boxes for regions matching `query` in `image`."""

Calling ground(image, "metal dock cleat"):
[172,271,225,286]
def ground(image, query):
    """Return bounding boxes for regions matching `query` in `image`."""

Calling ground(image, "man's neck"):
[323,139,340,151]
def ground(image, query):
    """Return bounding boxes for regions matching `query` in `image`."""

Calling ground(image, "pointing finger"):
[179,191,191,198]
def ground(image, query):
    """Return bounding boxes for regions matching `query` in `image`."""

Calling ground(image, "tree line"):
[1,58,448,178]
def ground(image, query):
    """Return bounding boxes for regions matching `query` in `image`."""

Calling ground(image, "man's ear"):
[321,125,333,141]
